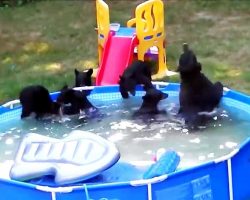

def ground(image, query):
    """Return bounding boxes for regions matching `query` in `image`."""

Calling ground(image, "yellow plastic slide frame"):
[128,0,167,77]
[96,0,110,63]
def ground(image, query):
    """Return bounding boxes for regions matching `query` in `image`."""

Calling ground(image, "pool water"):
[0,92,250,168]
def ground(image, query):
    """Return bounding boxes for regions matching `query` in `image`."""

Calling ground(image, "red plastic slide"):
[96,32,138,86]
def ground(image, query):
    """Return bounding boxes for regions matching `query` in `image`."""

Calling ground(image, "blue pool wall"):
[0,83,250,200]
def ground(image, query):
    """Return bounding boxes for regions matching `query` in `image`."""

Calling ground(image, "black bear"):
[57,85,95,115]
[74,68,93,87]
[119,60,153,99]
[177,43,223,126]
[135,88,168,115]
[19,85,61,119]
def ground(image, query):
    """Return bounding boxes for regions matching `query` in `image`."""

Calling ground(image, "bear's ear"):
[87,68,93,76]
[74,69,79,75]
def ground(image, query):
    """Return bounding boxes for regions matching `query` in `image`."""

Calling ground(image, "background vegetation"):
[0,0,250,103]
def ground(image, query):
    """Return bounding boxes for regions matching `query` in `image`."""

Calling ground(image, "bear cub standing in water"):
[74,68,93,87]
[135,88,168,115]
[177,43,223,126]
[19,85,61,119]
[119,60,153,99]
[57,85,96,115]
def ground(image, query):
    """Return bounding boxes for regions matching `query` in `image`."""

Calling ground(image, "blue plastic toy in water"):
[143,150,180,179]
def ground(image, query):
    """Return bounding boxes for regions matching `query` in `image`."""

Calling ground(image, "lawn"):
[0,0,250,104]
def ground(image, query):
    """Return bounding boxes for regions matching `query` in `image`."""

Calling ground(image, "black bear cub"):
[177,43,223,126]
[135,88,168,115]
[19,85,60,119]
[119,60,153,99]
[57,85,95,115]
[74,68,93,87]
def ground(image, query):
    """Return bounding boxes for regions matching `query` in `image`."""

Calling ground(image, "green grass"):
[1,0,250,103]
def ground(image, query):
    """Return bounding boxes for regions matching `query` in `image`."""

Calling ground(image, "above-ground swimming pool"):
[0,82,250,200]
